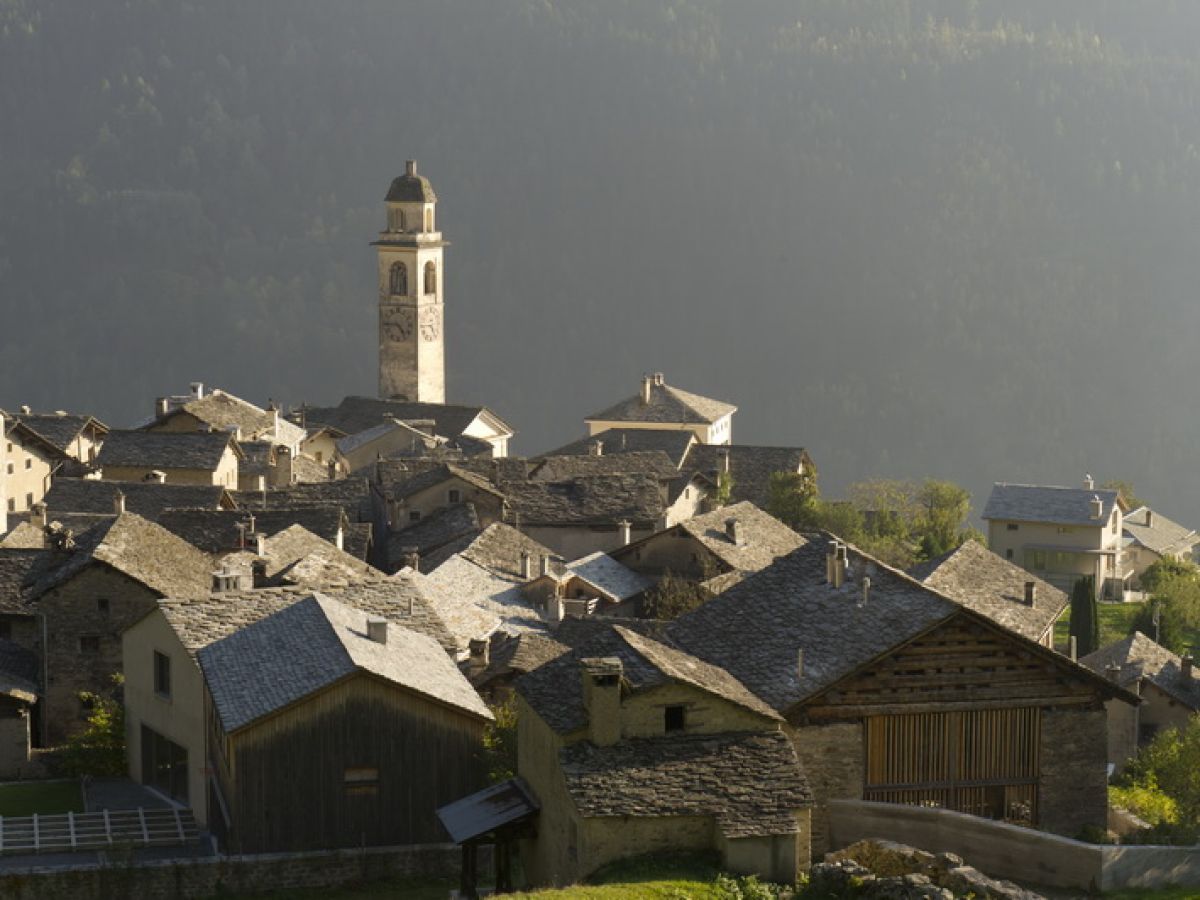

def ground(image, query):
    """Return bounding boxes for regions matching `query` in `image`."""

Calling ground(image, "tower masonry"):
[374,160,446,403]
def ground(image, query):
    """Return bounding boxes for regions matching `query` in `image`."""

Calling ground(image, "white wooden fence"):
[0,807,198,854]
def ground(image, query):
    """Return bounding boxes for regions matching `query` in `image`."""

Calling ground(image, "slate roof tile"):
[97,430,237,471]
[544,429,696,468]
[1122,506,1199,558]
[683,445,811,509]
[1081,631,1200,710]
[44,478,233,520]
[586,378,736,426]
[982,483,1121,526]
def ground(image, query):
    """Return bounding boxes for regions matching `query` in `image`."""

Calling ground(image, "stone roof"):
[1,515,116,550]
[233,478,373,521]
[157,507,348,554]
[159,573,456,657]
[909,540,1069,642]
[528,452,681,484]
[684,445,811,509]
[0,639,40,701]
[502,475,666,527]
[561,730,810,838]
[238,441,275,478]
[544,429,697,468]
[28,513,214,602]
[386,168,437,203]
[386,503,482,574]
[585,376,736,426]
[0,550,47,615]
[1081,632,1200,711]
[1122,506,1199,557]
[257,524,379,583]
[97,430,237,471]
[10,413,106,454]
[516,622,778,736]
[344,522,373,562]
[198,594,489,734]
[157,390,276,441]
[44,478,234,519]
[389,463,504,502]
[457,523,563,580]
[982,483,1121,526]
[420,554,545,650]
[335,418,438,459]
[472,631,570,689]
[301,396,508,441]
[565,552,652,603]
[662,501,807,576]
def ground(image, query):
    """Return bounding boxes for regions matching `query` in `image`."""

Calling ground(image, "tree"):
[642,570,711,620]
[1130,599,1189,655]
[766,470,820,530]
[57,674,125,776]
[914,479,974,560]
[1102,479,1145,511]
[1141,557,1199,594]
[1069,576,1100,657]
[712,471,734,507]
[1116,718,1200,840]
[482,697,517,783]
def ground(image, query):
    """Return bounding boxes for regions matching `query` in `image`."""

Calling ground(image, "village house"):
[123,567,457,830]
[382,462,507,530]
[384,502,482,574]
[465,631,568,702]
[43,477,237,519]
[233,477,381,564]
[155,506,355,557]
[1121,505,1200,588]
[512,621,812,886]
[97,430,243,489]
[522,551,653,619]
[983,478,1129,600]
[144,383,305,454]
[909,539,1069,649]
[1081,632,1200,772]
[3,410,108,514]
[584,373,736,446]
[667,537,1138,854]
[612,500,805,595]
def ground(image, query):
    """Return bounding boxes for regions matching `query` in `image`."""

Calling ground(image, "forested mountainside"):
[3,0,1200,520]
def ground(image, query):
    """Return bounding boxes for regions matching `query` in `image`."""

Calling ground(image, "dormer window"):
[664,705,686,733]
[448,489,462,503]
[389,262,408,296]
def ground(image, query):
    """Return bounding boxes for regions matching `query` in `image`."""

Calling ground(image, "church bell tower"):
[375,160,446,403]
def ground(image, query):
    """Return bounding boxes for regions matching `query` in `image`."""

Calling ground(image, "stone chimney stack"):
[1183,654,1194,680]
[581,657,622,747]
[618,519,632,546]
[113,490,126,515]
[640,375,652,405]
[547,589,564,625]
[406,159,417,176]
[1147,509,1155,527]
[277,446,295,486]
[1090,495,1103,520]
[254,531,267,557]
[1105,663,1121,683]
[520,550,532,580]
[591,440,604,457]
[367,617,388,645]
[146,470,167,484]
[725,517,742,545]
[720,447,731,475]
[468,638,490,677]
[1024,581,1037,606]
[155,397,170,418]
[402,547,420,572]
[826,542,847,589]
[190,382,204,400]
[540,554,551,578]
[1084,473,1094,490]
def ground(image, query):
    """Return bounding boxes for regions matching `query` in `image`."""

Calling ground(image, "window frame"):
[153,650,172,700]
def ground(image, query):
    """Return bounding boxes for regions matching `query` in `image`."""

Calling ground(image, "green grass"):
[1054,600,1147,650]
[0,780,84,816]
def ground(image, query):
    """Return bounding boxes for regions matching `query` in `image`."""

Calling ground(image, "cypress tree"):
[1069,576,1099,656]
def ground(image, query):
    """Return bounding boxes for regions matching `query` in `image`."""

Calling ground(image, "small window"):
[1006,523,1019,531]
[24,459,31,470]
[5,499,12,513]
[97,598,110,614]
[154,650,171,699]
[1056,526,1073,534]
[1005,548,1013,560]
[4,443,10,452]
[408,510,422,523]
[448,489,462,504]
[24,493,32,510]
[4,463,11,475]
[79,635,100,654]
[315,451,323,463]
[389,261,408,296]
[344,767,379,796]
[665,705,686,733]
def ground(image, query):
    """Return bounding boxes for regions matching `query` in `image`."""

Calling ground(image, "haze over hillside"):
[3,0,1200,522]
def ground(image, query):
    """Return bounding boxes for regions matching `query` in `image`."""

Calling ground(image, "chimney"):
[618,519,632,546]
[327,459,338,481]
[254,532,267,557]
[653,372,665,386]
[833,543,847,589]
[406,159,417,176]
[1084,473,1094,490]
[18,405,30,416]
[146,470,167,484]
[1090,495,1103,520]
[520,550,532,579]
[277,446,295,486]
[540,554,551,578]
[591,439,604,457]
[190,382,204,400]
[720,447,731,475]
[402,546,420,572]
[860,576,871,606]
[581,657,622,747]
[112,490,126,515]
[725,517,742,545]
[640,375,652,405]
[367,617,388,645]
[547,590,564,624]
[1147,509,1155,527]
[1183,654,1194,680]
[155,397,170,418]
[1105,663,1121,683]
[29,502,47,531]
[825,541,838,585]
[796,647,805,680]
[1069,635,1078,662]
[251,558,267,587]
[335,525,345,552]
[468,638,490,676]
[1024,581,1037,606]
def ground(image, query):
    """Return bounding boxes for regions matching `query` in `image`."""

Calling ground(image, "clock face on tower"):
[382,308,415,342]
[419,306,440,342]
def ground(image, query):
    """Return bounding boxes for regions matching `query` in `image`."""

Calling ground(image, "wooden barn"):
[198,594,492,853]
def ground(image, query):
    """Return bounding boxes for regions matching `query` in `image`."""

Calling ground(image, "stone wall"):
[0,842,469,900]
[1039,706,1108,836]
[788,722,863,856]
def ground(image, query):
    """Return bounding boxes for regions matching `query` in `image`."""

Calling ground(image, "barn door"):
[864,708,1039,824]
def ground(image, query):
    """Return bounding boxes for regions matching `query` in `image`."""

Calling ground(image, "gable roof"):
[564,552,652,603]
[457,523,562,580]
[470,631,571,689]
[388,463,504,502]
[0,550,48,614]
[10,413,107,455]
[502,475,666,527]
[198,594,490,733]
[560,730,809,838]
[545,429,697,468]
[256,523,379,583]
[1081,631,1200,711]
[586,377,736,426]
[233,478,373,521]
[419,554,546,650]
[97,430,239,471]
[516,621,778,736]
[683,445,812,509]
[386,502,483,574]
[1122,506,1199,558]
[28,513,213,601]
[301,396,513,441]
[44,478,235,519]
[157,506,348,554]
[982,483,1121,526]
[673,501,806,577]
[528,452,681,484]
[153,390,276,440]
[909,539,1069,642]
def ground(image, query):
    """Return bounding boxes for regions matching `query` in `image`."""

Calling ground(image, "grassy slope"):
[1054,601,1146,650]
[0,780,84,816]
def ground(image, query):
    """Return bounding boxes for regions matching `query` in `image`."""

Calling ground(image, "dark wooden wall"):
[217,673,487,854]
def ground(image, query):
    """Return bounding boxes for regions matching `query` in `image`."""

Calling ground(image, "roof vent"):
[1084,473,1094,490]
[406,159,417,176]
[18,405,30,415]
[640,375,652,405]
[618,519,632,546]
[1024,581,1036,606]
[1105,663,1121,683]
[520,550,532,580]
[1090,495,1103,519]
[367,617,388,645]
[725,517,742,545]
[653,372,665,386]
[190,382,204,399]
[1147,509,1155,527]
[112,490,126,516]
[859,576,871,607]
[591,439,604,457]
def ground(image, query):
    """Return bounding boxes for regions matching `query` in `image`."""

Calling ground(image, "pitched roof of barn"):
[44,478,234,519]
[97,430,239,471]
[198,594,490,733]
[1081,631,1200,711]
[1122,506,1199,557]
[560,730,810,837]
